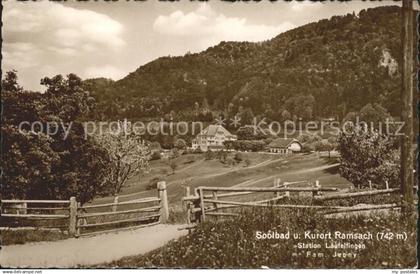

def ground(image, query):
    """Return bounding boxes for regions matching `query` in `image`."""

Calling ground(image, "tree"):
[169,160,177,174]
[226,157,235,167]
[281,110,291,122]
[338,125,399,188]
[147,177,164,190]
[2,71,111,204]
[314,137,338,158]
[343,103,393,129]
[244,158,251,167]
[216,150,228,163]
[236,126,267,140]
[234,152,244,162]
[98,122,150,195]
[174,138,187,150]
[149,141,162,151]
[205,150,214,160]
[240,108,254,125]
[150,151,161,161]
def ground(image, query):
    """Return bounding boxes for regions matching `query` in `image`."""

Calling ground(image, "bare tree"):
[98,122,150,195]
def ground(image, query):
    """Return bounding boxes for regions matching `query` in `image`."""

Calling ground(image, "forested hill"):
[84,6,410,122]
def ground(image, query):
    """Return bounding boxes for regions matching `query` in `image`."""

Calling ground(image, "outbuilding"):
[267,138,302,154]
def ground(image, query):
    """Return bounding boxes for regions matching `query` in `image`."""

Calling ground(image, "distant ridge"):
[84,6,415,123]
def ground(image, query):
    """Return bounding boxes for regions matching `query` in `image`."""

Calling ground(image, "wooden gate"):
[1,181,169,237]
[75,181,169,237]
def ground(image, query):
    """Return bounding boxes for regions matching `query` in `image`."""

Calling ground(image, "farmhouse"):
[268,138,302,154]
[192,125,237,152]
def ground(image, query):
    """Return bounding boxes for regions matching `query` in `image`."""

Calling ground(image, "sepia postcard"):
[0,0,418,271]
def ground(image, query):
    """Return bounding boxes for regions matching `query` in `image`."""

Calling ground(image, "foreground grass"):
[101,207,416,268]
[2,229,68,245]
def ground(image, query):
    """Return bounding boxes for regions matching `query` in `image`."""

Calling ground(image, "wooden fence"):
[1,181,169,237]
[182,179,404,226]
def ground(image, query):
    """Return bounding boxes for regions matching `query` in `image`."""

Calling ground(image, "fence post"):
[76,202,82,237]
[157,181,169,223]
[184,186,191,225]
[69,197,77,236]
[112,196,119,212]
[274,178,281,198]
[199,188,206,222]
[212,191,218,212]
[385,180,389,190]
[284,183,290,198]
[185,186,191,197]
[22,202,27,215]
[314,180,321,197]
[368,180,372,189]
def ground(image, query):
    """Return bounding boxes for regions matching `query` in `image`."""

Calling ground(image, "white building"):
[267,138,302,154]
[192,125,237,152]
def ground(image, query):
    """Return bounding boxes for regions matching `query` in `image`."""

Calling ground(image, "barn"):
[267,138,302,154]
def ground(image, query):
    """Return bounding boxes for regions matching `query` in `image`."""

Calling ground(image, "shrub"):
[184,155,195,164]
[204,150,214,160]
[146,177,164,190]
[339,125,399,188]
[174,138,187,150]
[150,151,161,161]
[234,152,244,162]
[228,140,266,152]
[226,157,235,167]
[168,160,178,174]
[193,147,203,154]
[217,150,228,163]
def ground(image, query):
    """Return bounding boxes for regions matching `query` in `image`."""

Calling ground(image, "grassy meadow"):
[100,207,416,268]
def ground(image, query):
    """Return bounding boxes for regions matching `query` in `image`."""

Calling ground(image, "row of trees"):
[2,71,150,204]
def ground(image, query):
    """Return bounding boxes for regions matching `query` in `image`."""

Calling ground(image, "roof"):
[207,145,225,149]
[268,138,301,149]
[197,125,236,138]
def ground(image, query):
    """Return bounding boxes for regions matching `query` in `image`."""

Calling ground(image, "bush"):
[228,140,266,152]
[204,150,214,160]
[226,157,235,167]
[146,177,164,190]
[193,147,203,154]
[174,138,187,150]
[234,152,244,162]
[150,151,161,161]
[217,150,228,163]
[169,161,177,174]
[184,155,195,164]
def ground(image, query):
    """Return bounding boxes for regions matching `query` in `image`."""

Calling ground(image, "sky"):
[2,0,407,91]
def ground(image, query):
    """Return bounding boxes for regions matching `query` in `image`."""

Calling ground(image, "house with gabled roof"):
[191,125,237,152]
[267,138,302,154]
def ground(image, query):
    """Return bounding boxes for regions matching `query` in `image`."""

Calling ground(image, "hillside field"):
[91,152,351,208]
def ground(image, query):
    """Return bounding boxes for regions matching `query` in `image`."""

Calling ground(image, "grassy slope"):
[91,153,350,206]
[100,207,416,268]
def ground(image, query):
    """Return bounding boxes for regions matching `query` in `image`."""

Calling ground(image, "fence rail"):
[1,213,69,219]
[79,197,160,210]
[2,200,70,204]
[313,188,400,201]
[1,181,169,237]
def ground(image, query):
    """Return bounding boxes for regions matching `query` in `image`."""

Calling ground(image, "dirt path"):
[233,163,340,187]
[0,224,187,267]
